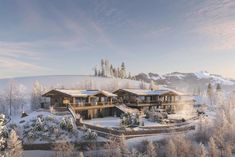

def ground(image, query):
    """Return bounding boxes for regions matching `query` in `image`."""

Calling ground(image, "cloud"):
[199,21,235,51]
[143,27,172,38]
[0,57,44,71]
[0,41,39,58]
[0,41,51,78]
[184,0,235,51]
[186,0,235,24]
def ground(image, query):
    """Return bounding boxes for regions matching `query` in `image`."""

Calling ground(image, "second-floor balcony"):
[70,102,115,111]
[124,100,194,107]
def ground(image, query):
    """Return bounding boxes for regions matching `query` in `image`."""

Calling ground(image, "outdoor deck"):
[70,102,115,111]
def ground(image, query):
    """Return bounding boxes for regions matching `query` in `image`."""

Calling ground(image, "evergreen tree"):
[117,67,120,78]
[207,82,214,106]
[101,59,105,77]
[110,64,114,77]
[120,62,126,78]
[6,130,23,157]
[105,59,110,77]
[216,83,222,92]
[94,67,98,76]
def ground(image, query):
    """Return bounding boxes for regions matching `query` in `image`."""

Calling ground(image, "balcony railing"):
[70,102,115,111]
[124,100,194,106]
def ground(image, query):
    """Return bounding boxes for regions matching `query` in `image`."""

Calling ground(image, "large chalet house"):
[43,89,120,119]
[43,88,191,119]
[113,89,186,113]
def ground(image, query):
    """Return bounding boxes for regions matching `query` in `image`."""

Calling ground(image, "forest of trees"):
[0,80,26,116]
[94,59,132,79]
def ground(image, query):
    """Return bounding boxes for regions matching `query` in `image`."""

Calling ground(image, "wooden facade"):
[43,89,119,119]
[114,89,182,113]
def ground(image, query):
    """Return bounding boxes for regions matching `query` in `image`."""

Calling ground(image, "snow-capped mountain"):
[134,71,235,93]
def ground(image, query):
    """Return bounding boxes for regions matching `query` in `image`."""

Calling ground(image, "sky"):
[0,0,235,79]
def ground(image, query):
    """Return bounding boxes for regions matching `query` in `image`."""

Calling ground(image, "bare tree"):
[146,140,157,157]
[119,134,130,157]
[31,80,45,111]
[4,80,26,116]
[104,136,121,157]
[53,141,76,157]
[197,143,207,157]
[165,139,177,157]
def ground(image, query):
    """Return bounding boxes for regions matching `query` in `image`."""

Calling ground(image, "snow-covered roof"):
[116,89,182,96]
[45,89,117,97]
[95,90,117,97]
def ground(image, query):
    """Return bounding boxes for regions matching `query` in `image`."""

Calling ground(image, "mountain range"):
[134,71,235,93]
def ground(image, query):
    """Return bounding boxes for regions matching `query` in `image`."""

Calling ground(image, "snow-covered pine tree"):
[216,83,222,92]
[165,139,177,157]
[117,67,120,78]
[31,80,44,111]
[101,59,105,77]
[105,59,111,77]
[110,64,114,77]
[120,62,126,79]
[198,143,207,157]
[113,68,117,78]
[0,120,6,152]
[208,137,218,157]
[207,82,214,106]
[146,140,157,157]
[6,129,23,157]
[94,66,98,76]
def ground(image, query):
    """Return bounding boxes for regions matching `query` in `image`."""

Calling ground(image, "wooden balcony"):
[125,100,194,107]
[70,102,115,111]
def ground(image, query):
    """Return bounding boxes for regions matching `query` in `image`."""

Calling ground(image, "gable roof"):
[114,88,182,96]
[43,89,117,97]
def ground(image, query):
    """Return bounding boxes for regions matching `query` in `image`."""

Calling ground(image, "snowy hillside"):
[0,75,142,94]
[134,71,235,93]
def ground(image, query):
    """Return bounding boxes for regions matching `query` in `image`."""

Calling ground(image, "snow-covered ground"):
[84,117,163,128]
[7,110,106,144]
[83,114,196,129]
[84,117,121,128]
[168,111,197,120]
[141,118,163,127]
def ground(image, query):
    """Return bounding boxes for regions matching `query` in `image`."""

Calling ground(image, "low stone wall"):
[23,141,106,150]
[80,122,195,139]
